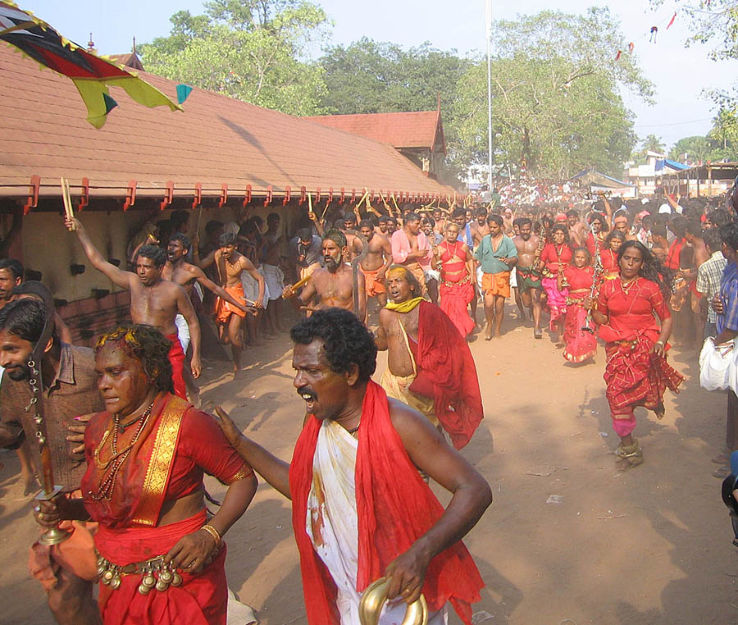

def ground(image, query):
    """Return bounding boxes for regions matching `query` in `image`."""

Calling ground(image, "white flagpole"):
[485,0,493,191]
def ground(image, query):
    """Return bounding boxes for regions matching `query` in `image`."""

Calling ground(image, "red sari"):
[81,394,251,625]
[596,279,683,432]
[438,240,474,338]
[540,243,572,329]
[562,265,597,363]
[600,249,619,280]
[289,381,485,625]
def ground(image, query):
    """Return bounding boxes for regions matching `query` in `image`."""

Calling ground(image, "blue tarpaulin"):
[655,159,689,172]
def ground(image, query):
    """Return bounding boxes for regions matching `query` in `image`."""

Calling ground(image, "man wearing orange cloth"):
[214,308,491,625]
[376,266,483,448]
[201,232,264,374]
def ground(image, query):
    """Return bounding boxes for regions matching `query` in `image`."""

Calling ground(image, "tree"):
[139,0,330,115]
[668,136,713,163]
[318,39,470,115]
[453,8,651,179]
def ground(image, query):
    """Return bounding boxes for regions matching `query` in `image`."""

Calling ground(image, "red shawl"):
[409,301,483,449]
[289,381,484,625]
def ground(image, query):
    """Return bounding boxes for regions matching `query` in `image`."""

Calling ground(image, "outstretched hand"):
[64,217,81,232]
[213,406,243,448]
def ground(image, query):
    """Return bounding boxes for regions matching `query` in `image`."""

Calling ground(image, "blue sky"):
[17,0,738,150]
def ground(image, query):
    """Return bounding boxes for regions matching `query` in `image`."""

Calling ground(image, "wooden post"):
[708,166,712,197]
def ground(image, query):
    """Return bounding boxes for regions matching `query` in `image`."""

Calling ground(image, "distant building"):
[304,107,446,179]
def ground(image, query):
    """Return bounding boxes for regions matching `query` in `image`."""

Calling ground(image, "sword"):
[30,286,72,545]
[582,223,603,333]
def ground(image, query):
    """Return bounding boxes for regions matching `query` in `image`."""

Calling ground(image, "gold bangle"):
[200,523,221,547]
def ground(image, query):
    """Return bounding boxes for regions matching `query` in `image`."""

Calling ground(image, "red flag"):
[667,12,676,29]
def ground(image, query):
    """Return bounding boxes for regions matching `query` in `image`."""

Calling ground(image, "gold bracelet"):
[200,523,221,547]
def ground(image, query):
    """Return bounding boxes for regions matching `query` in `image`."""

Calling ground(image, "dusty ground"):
[1,304,737,625]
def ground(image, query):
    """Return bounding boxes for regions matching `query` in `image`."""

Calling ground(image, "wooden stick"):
[61,177,76,230]
[290,273,312,291]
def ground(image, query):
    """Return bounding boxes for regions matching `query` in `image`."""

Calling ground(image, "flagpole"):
[485,0,493,191]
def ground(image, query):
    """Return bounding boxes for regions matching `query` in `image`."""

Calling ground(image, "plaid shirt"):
[697,251,727,323]
[717,261,738,334]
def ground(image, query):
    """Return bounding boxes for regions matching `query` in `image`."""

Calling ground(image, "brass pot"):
[358,576,428,625]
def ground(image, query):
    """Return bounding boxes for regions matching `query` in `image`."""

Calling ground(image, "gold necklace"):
[620,276,639,295]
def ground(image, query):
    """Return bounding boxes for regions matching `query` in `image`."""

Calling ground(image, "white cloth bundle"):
[699,337,737,392]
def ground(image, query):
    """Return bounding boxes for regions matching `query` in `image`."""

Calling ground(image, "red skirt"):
[604,335,683,417]
[95,511,227,625]
[563,302,597,363]
[439,280,475,338]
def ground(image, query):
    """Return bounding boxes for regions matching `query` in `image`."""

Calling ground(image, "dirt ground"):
[1,304,737,625]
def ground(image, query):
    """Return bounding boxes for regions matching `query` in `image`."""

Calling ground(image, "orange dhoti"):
[361,267,386,296]
[481,271,511,298]
[215,284,246,324]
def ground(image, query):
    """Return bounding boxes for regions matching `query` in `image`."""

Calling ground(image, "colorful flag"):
[0,1,182,128]
[666,12,676,29]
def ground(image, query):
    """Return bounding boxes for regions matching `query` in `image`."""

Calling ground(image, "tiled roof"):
[0,43,457,206]
[107,52,144,71]
[304,111,445,152]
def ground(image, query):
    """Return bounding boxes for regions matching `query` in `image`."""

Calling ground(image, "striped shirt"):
[697,251,727,323]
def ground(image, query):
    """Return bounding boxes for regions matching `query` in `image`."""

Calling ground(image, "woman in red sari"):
[434,222,475,338]
[560,248,597,363]
[34,325,257,625]
[600,230,625,281]
[538,224,572,342]
[585,242,684,469]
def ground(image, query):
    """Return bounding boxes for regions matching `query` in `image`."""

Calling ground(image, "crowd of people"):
[2,181,738,624]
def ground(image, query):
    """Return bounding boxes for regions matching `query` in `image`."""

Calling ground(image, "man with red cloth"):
[214,307,491,625]
[65,217,201,399]
[376,266,483,448]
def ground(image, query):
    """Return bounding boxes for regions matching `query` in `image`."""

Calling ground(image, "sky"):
[16,0,738,152]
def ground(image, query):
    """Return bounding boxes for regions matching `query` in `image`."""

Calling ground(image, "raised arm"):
[384,400,492,603]
[65,217,133,289]
[213,407,291,498]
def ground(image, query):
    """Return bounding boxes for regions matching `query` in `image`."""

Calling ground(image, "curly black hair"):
[290,308,377,383]
[135,244,167,268]
[617,240,671,298]
[96,324,174,393]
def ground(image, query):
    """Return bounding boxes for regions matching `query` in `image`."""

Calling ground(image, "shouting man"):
[214,308,490,625]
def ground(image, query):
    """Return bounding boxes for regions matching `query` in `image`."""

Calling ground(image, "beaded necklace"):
[89,401,155,501]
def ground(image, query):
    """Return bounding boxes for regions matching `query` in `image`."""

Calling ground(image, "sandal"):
[615,439,643,469]
[654,402,665,420]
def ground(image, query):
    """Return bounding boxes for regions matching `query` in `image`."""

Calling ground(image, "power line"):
[634,117,713,128]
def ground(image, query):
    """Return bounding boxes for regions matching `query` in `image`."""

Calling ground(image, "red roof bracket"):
[264,185,273,207]
[351,189,357,203]
[192,183,202,209]
[243,185,252,208]
[218,184,228,208]
[77,177,90,212]
[160,181,174,211]
[327,188,333,205]
[123,180,137,211]
[299,186,306,206]
[23,175,40,215]
[315,188,321,204]
[339,188,345,205]
[283,186,291,206]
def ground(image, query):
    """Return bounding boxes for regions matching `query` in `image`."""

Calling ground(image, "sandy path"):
[1,308,735,625]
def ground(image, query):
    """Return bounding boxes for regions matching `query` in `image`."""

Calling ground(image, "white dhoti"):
[241,266,271,304]
[510,266,518,288]
[306,420,448,625]
[262,263,284,301]
[175,313,190,353]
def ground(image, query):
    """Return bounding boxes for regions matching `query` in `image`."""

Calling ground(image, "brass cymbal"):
[358,576,428,625]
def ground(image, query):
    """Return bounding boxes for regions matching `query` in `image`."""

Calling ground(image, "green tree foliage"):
[668,136,712,163]
[454,8,652,179]
[139,0,330,115]
[319,39,470,115]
